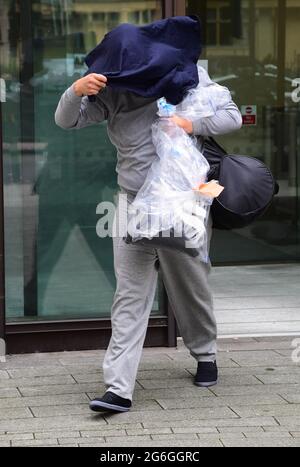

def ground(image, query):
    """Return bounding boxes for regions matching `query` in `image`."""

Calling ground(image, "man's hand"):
[170,115,193,134]
[73,73,107,97]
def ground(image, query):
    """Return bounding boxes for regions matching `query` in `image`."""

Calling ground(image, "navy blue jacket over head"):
[84,15,202,105]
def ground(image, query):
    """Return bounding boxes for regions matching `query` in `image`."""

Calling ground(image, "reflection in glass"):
[1,0,162,321]
[187,0,300,264]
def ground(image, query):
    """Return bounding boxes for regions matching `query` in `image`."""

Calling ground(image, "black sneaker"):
[194,361,218,387]
[89,391,132,413]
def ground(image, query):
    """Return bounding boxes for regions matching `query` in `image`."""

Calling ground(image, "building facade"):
[0,0,299,353]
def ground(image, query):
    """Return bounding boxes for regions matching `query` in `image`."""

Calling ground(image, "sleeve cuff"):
[192,119,204,136]
[65,85,83,102]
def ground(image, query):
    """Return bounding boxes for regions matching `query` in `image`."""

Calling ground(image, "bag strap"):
[200,136,227,181]
[205,136,228,155]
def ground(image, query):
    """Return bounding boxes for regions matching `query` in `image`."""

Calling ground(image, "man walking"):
[55,18,242,413]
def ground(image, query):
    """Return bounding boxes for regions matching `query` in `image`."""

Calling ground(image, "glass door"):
[0,0,166,327]
[186,0,300,264]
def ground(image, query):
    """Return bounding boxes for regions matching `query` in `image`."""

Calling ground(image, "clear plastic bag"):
[126,66,231,261]
[175,66,233,121]
[126,119,213,260]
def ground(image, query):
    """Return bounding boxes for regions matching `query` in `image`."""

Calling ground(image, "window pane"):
[92,13,105,22]
[107,12,120,24]
[186,0,300,264]
[128,11,140,24]
[220,22,233,45]
[207,8,217,21]
[142,9,150,23]
[207,23,217,46]
[220,6,231,21]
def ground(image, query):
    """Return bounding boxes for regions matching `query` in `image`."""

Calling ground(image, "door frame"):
[0,96,5,349]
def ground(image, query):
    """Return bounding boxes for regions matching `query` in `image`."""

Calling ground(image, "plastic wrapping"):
[125,66,231,261]
[175,67,233,122]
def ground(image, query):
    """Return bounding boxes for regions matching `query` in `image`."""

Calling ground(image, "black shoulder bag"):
[202,137,280,230]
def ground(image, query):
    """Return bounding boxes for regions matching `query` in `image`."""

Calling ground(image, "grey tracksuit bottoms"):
[102,193,217,401]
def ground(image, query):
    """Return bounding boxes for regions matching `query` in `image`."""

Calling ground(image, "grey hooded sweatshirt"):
[54,83,242,195]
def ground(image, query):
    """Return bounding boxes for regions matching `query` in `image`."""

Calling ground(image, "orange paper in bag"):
[195,180,225,198]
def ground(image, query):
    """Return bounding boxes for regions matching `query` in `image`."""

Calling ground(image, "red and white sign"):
[241,105,257,126]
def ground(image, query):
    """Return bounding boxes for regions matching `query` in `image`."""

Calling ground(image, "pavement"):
[1,337,300,447]
[212,264,300,337]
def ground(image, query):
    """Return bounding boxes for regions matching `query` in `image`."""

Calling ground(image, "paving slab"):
[1,336,300,447]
